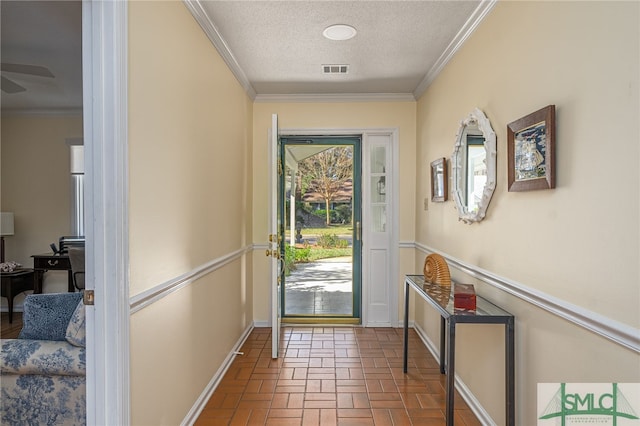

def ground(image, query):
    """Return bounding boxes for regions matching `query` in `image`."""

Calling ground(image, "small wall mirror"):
[451,108,497,223]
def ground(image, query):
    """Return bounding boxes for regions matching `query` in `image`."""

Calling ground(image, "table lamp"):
[1,212,15,263]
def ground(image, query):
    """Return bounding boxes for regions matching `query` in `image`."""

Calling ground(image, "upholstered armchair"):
[1,292,86,425]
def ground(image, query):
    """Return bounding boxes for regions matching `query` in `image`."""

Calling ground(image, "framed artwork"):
[430,157,448,202]
[507,105,556,191]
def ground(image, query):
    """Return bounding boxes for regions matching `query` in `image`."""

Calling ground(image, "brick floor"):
[195,327,481,426]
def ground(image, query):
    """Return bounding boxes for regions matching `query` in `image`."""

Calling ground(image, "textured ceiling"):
[198,1,481,96]
[1,0,490,111]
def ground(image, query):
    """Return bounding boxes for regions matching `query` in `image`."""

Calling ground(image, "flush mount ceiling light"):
[322,24,357,41]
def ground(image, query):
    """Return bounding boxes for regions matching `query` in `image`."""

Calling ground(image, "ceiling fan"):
[1,63,55,94]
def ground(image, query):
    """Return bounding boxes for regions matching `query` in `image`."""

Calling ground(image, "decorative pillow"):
[65,297,86,347]
[19,292,83,341]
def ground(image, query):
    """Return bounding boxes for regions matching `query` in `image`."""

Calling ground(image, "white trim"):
[390,129,400,327]
[414,242,640,353]
[181,324,254,426]
[0,305,24,314]
[1,107,83,117]
[412,322,496,426]
[413,0,497,98]
[254,93,416,103]
[253,320,270,328]
[253,243,269,251]
[365,321,394,328]
[398,240,415,249]
[66,137,84,146]
[130,245,252,314]
[82,0,130,424]
[282,127,399,136]
[183,0,256,99]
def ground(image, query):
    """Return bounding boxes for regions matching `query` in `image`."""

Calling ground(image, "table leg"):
[445,318,455,426]
[6,283,14,324]
[506,318,515,425]
[440,316,446,374]
[34,271,42,294]
[34,270,44,294]
[67,270,75,292]
[403,280,409,374]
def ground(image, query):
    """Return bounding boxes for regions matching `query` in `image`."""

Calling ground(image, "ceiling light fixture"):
[322,24,357,41]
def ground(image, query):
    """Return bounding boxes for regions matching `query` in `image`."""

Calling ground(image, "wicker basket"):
[423,254,451,287]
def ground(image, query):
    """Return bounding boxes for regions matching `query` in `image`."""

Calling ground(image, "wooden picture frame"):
[507,105,555,191]
[430,157,448,202]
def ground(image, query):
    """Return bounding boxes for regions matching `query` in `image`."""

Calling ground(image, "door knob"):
[265,249,280,258]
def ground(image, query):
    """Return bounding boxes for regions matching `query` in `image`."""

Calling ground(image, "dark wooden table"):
[1,268,40,323]
[32,253,74,293]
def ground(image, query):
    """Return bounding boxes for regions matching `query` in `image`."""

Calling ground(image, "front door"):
[279,136,362,323]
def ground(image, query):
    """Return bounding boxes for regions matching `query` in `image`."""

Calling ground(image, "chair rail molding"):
[130,245,253,314]
[414,242,640,353]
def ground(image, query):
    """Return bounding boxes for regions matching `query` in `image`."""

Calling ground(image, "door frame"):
[83,0,130,424]
[279,127,399,327]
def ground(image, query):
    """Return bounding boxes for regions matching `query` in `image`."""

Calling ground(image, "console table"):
[32,254,74,293]
[403,275,515,426]
[1,269,40,323]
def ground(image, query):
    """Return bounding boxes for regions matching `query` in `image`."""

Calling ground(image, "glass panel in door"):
[280,137,361,323]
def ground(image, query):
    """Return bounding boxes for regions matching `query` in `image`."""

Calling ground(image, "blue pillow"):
[19,292,83,341]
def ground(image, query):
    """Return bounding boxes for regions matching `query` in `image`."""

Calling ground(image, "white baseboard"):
[412,323,496,426]
[253,320,269,328]
[0,305,23,313]
[363,321,393,328]
[181,323,254,426]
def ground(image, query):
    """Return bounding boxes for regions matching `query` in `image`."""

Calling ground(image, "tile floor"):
[195,327,481,425]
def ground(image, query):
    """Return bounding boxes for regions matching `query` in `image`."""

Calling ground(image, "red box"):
[454,283,476,311]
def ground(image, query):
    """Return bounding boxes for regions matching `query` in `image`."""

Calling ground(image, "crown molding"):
[185,0,493,103]
[184,0,257,99]
[254,93,416,103]
[413,0,497,99]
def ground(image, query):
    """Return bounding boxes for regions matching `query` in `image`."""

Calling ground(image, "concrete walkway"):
[284,257,353,315]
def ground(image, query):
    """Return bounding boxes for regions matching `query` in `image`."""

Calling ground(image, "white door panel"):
[363,133,395,326]
[269,113,281,358]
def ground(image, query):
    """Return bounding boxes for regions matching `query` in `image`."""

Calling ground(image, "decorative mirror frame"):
[451,108,497,224]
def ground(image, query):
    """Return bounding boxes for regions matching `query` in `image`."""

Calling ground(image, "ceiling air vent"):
[323,64,349,74]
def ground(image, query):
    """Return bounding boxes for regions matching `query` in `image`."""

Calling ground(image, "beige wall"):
[415,1,639,424]
[0,115,83,303]
[251,102,417,323]
[128,2,253,424]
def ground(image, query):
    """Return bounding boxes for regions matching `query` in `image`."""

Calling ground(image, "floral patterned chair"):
[1,292,86,425]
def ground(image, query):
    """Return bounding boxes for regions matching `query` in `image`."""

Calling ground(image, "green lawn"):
[285,224,352,236]
[306,247,351,261]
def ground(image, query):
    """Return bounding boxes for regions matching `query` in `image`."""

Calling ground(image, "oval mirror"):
[451,108,497,223]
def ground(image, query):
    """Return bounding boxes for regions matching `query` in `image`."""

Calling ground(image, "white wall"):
[415,2,639,424]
